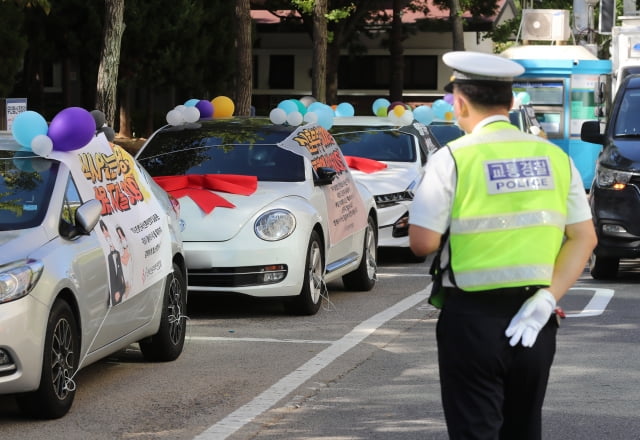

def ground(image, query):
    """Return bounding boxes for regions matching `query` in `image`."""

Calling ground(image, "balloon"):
[212,96,235,118]
[48,107,96,151]
[91,110,106,129]
[444,111,455,121]
[182,106,200,123]
[392,105,405,117]
[11,111,49,148]
[314,106,334,129]
[432,99,451,120]
[102,126,116,142]
[443,93,454,105]
[387,101,406,114]
[399,109,414,126]
[335,102,355,117]
[31,134,53,157]
[376,106,388,117]
[303,111,318,124]
[413,105,435,125]
[300,96,317,107]
[372,98,390,115]
[166,109,183,126]
[291,99,307,115]
[184,98,199,107]
[286,111,303,126]
[196,99,214,118]
[277,99,298,115]
[307,101,325,113]
[269,108,287,125]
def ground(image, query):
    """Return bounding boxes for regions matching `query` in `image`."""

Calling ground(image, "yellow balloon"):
[444,111,454,121]
[392,105,405,117]
[211,96,235,118]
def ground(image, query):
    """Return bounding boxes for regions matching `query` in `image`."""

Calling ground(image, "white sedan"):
[0,131,186,419]
[136,118,378,315]
[331,117,464,260]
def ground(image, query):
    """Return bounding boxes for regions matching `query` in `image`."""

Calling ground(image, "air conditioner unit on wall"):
[521,9,571,41]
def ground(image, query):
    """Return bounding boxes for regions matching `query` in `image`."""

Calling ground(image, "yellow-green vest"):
[447,121,571,291]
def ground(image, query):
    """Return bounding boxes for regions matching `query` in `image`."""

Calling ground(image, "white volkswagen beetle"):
[136,118,378,315]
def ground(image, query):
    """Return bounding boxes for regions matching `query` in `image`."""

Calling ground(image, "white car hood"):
[350,162,422,196]
[180,181,309,242]
[0,228,50,263]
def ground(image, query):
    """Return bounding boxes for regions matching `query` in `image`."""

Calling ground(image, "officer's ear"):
[453,93,469,119]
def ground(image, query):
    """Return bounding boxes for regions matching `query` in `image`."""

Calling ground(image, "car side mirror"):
[581,120,605,145]
[60,199,103,240]
[314,167,337,186]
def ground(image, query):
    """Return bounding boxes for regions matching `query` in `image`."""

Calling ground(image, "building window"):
[269,55,294,89]
[338,55,437,90]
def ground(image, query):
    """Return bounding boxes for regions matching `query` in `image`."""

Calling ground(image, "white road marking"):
[564,287,615,318]
[192,287,429,440]
[187,336,333,344]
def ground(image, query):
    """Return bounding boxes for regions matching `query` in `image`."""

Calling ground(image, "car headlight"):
[0,259,44,304]
[254,209,296,241]
[596,165,633,189]
[374,179,418,208]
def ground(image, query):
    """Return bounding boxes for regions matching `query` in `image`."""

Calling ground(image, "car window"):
[614,89,640,136]
[332,130,416,162]
[0,152,58,231]
[60,176,83,227]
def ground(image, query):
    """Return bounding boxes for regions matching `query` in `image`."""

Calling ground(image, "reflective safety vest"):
[447,121,571,291]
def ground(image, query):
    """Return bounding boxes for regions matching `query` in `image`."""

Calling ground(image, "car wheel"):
[139,263,187,361]
[342,215,378,291]
[589,253,619,280]
[16,300,79,419]
[286,230,324,316]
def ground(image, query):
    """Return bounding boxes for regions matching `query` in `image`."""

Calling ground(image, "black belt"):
[442,286,547,316]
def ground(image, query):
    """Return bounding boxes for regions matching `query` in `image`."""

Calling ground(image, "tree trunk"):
[95,0,125,127]
[326,42,339,105]
[389,0,404,102]
[450,0,465,51]
[312,0,327,103]
[235,0,252,116]
[118,82,133,138]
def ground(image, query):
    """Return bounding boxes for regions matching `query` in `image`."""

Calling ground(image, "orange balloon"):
[211,96,235,118]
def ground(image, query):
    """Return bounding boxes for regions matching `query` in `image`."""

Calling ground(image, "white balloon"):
[399,109,414,126]
[31,134,53,157]
[303,112,318,124]
[182,106,201,123]
[166,109,184,126]
[286,111,303,126]
[269,108,287,125]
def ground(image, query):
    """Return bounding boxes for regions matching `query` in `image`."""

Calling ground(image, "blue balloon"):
[372,98,390,115]
[184,98,199,107]
[277,99,298,115]
[413,105,435,125]
[335,102,355,117]
[432,99,452,120]
[314,106,334,130]
[11,111,49,148]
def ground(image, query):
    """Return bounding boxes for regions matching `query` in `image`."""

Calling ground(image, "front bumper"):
[0,295,48,394]
[591,185,640,258]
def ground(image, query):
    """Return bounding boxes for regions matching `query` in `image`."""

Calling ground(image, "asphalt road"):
[1,250,639,439]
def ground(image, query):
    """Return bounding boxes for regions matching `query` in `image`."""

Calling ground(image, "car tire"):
[139,263,187,362]
[16,300,79,419]
[285,230,324,316]
[589,253,619,280]
[342,215,378,291]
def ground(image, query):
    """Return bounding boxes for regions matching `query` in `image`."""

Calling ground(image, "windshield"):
[137,128,305,182]
[0,151,58,231]
[614,89,640,136]
[332,129,416,162]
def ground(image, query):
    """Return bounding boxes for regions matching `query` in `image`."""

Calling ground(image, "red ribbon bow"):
[343,155,388,173]
[153,174,258,214]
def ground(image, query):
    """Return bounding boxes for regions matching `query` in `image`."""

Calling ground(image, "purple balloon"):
[196,100,214,119]
[444,93,454,105]
[48,107,96,151]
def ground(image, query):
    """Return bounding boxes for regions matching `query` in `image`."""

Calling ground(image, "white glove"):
[505,289,556,348]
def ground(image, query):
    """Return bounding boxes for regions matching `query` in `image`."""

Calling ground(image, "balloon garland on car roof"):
[166,95,236,126]
[11,107,116,157]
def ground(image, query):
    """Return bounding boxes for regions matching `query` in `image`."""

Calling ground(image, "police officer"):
[408,51,597,440]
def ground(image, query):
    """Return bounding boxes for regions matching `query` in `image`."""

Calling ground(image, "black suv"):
[581,73,640,279]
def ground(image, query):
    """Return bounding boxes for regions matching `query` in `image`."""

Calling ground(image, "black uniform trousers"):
[436,287,558,440]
